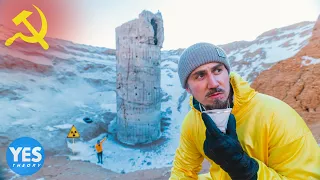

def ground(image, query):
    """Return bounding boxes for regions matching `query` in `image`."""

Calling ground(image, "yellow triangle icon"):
[67,125,80,138]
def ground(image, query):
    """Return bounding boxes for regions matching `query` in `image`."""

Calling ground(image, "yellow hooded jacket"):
[170,72,320,179]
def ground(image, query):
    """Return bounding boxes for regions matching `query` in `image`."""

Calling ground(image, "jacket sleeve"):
[101,137,107,143]
[256,104,320,179]
[254,132,320,179]
[170,118,204,179]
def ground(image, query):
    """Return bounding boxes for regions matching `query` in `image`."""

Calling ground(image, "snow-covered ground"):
[227,22,314,82]
[0,21,316,174]
[67,56,189,173]
[301,56,320,66]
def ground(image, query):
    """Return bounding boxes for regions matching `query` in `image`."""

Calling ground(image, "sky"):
[1,0,320,50]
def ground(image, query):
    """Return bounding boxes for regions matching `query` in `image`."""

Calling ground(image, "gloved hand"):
[202,113,259,180]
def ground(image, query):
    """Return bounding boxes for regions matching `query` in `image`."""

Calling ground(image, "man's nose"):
[207,75,219,89]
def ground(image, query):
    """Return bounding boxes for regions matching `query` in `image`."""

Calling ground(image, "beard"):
[188,83,234,110]
[204,98,229,110]
[203,85,233,110]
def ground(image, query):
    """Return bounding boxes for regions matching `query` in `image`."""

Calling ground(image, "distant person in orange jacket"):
[95,135,107,164]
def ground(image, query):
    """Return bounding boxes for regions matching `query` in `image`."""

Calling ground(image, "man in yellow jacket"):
[170,42,320,179]
[95,135,107,164]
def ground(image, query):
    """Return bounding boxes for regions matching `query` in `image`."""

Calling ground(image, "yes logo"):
[6,137,45,176]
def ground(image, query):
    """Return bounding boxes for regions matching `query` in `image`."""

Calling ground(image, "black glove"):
[202,113,259,180]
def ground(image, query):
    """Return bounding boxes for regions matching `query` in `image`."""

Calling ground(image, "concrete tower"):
[115,10,164,145]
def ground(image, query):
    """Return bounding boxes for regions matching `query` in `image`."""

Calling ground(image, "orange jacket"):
[95,137,106,153]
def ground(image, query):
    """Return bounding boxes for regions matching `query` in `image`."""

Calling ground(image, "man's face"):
[186,62,230,110]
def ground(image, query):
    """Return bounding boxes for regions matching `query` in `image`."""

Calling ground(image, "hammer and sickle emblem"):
[5,5,49,50]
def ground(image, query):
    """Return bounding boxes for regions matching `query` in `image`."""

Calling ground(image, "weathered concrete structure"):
[115,10,164,145]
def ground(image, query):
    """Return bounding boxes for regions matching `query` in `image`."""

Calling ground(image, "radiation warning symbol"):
[67,125,80,138]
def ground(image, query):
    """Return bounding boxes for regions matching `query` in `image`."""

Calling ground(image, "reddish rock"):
[252,15,320,143]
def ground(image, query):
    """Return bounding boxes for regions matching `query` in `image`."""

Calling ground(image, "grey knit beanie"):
[178,42,230,89]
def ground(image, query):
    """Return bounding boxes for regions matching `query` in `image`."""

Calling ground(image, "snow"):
[44,126,56,131]
[11,118,39,125]
[238,28,311,64]
[229,50,244,62]
[75,117,88,124]
[100,103,117,113]
[259,25,313,64]
[5,168,20,180]
[301,56,320,66]
[227,22,314,82]
[258,23,314,42]
[264,44,298,64]
[54,124,73,129]
[64,55,190,173]
[0,21,316,175]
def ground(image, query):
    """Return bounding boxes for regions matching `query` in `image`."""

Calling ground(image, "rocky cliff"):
[252,15,320,143]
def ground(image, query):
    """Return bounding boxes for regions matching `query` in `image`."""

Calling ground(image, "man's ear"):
[185,87,191,93]
[185,82,192,93]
